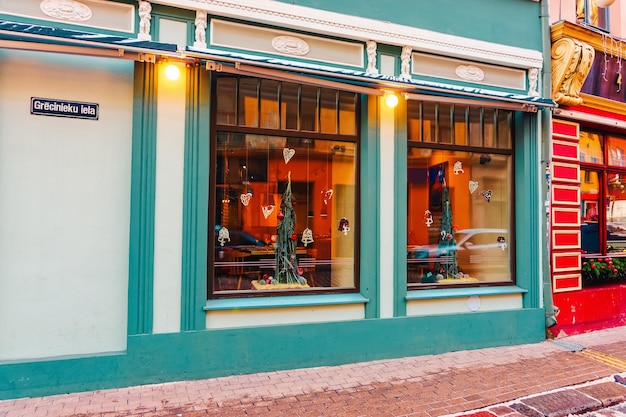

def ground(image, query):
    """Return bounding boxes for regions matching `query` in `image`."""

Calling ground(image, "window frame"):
[208,73,362,298]
[406,100,516,290]
[580,129,626,259]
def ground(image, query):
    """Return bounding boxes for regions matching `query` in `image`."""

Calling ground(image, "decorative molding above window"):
[455,65,485,82]
[210,19,363,68]
[412,52,526,91]
[271,36,310,56]
[40,0,92,22]
[0,0,135,33]
[184,0,543,70]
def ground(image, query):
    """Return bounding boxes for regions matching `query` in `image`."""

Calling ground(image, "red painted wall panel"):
[552,185,581,205]
[553,120,579,139]
[549,284,626,337]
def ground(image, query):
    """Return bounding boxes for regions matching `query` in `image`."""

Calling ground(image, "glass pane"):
[438,104,452,144]
[407,101,421,141]
[580,131,604,163]
[607,173,626,254]
[468,107,482,147]
[497,110,512,149]
[338,92,356,135]
[259,79,279,129]
[407,149,512,286]
[216,76,236,125]
[422,102,436,143]
[453,105,467,146]
[301,85,318,132]
[581,169,600,255]
[320,88,338,134]
[281,82,299,130]
[238,77,258,127]
[213,133,356,292]
[483,108,495,147]
[607,136,626,167]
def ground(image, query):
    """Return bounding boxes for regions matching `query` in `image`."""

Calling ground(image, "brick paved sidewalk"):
[1,326,625,417]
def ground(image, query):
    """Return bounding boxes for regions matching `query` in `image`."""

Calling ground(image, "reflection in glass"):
[407,150,512,286]
[216,76,236,125]
[213,133,356,292]
[581,169,600,254]
[281,82,299,130]
[238,77,258,127]
[259,79,279,129]
[607,172,626,254]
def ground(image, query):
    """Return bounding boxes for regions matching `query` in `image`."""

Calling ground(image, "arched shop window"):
[406,101,514,288]
[210,74,359,296]
[580,129,626,286]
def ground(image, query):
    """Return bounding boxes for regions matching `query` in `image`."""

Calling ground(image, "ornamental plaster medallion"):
[271,36,310,56]
[40,0,92,22]
[455,65,485,82]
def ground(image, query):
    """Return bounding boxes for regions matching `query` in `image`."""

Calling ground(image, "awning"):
[0,19,178,60]
[186,46,556,112]
[0,19,556,111]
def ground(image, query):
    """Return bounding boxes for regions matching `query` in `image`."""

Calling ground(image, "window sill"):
[406,286,527,301]
[204,293,369,311]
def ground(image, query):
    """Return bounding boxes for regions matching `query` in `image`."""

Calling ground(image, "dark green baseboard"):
[0,308,545,400]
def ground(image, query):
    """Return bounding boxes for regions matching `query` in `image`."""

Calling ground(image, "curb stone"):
[446,373,626,417]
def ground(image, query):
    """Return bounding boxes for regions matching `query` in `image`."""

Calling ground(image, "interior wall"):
[0,49,133,360]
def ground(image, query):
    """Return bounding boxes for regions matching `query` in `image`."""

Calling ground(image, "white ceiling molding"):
[152,0,544,70]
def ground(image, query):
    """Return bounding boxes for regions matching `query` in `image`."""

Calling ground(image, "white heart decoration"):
[240,193,252,206]
[469,181,479,194]
[324,189,334,200]
[261,205,275,219]
[283,148,296,164]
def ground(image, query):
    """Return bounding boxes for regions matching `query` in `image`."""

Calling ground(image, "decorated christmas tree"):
[275,172,307,285]
[436,177,459,279]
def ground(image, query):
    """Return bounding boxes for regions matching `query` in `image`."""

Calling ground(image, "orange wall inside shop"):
[549,284,626,337]
[242,156,351,242]
[407,171,471,245]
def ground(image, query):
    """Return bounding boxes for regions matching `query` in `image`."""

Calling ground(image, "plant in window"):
[581,257,626,286]
[435,177,459,280]
[254,172,308,289]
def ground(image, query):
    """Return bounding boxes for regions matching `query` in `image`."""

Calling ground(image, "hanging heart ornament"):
[283,148,296,164]
[261,204,275,219]
[322,189,334,203]
[469,181,479,194]
[301,227,314,246]
[240,192,252,206]
[481,190,492,202]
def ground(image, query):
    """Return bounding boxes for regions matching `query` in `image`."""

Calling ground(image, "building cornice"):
[151,0,543,69]
[551,19,625,59]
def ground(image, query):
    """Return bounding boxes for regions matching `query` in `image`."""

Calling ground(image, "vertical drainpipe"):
[541,0,558,328]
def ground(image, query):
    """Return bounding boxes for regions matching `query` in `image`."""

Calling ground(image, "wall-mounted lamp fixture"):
[384,92,399,108]
[595,0,616,7]
[165,63,181,81]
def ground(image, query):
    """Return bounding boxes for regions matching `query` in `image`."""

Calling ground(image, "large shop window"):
[580,130,626,266]
[406,101,514,288]
[210,74,359,296]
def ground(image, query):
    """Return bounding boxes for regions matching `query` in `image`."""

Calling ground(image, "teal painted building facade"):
[0,0,553,399]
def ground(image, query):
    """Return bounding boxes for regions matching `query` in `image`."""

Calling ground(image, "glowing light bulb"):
[385,93,399,108]
[165,64,180,81]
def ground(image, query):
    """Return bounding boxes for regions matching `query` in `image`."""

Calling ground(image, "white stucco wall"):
[152,62,186,334]
[0,50,133,360]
